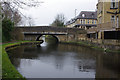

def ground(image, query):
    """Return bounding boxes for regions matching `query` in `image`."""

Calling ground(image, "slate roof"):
[66,11,97,26]
[77,11,97,19]
[66,18,76,25]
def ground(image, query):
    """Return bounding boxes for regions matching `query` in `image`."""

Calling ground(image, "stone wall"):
[16,26,86,34]
[85,38,120,50]
[87,22,115,34]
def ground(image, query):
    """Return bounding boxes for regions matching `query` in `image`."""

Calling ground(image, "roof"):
[65,18,76,25]
[65,11,97,26]
[77,11,97,19]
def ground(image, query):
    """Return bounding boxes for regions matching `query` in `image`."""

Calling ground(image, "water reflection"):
[7,39,120,78]
[40,37,48,47]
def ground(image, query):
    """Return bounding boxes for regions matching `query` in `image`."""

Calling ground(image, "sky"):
[20,0,98,26]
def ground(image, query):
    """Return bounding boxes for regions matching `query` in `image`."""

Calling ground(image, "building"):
[65,18,76,28]
[66,11,97,30]
[74,11,97,30]
[97,0,119,27]
[87,0,120,39]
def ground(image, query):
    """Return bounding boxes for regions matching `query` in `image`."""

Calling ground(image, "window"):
[92,20,94,24]
[82,14,85,17]
[95,20,96,24]
[88,20,89,24]
[111,0,118,8]
[111,15,115,22]
[111,0,116,8]
[81,20,83,24]
[116,1,118,8]
[83,20,85,24]
[116,0,119,8]
[111,15,115,27]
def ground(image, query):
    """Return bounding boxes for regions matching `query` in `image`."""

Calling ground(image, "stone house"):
[66,11,97,30]
[74,11,97,30]
[87,0,120,39]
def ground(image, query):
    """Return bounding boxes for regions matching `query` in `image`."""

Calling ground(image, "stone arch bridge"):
[16,26,87,42]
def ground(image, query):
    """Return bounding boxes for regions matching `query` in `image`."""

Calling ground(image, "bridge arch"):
[36,35,59,43]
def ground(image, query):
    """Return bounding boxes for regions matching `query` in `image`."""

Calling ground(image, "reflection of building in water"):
[74,59,96,72]
[96,53,120,78]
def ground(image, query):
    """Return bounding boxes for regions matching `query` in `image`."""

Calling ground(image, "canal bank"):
[60,40,120,53]
[6,39,120,78]
[2,41,43,79]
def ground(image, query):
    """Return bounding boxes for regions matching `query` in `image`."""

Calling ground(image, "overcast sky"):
[20,0,98,26]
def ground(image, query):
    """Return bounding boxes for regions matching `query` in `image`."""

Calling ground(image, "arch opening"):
[36,35,59,43]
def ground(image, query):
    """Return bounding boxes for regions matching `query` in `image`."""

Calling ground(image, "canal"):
[7,37,120,78]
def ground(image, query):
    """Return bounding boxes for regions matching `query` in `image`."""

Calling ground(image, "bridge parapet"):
[16,26,86,34]
[23,32,68,35]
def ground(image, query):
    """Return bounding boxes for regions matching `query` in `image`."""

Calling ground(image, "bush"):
[2,18,14,42]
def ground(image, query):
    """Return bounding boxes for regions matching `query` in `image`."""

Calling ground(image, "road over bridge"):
[16,26,87,42]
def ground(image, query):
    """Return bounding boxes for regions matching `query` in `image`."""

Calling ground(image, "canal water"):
[7,37,120,78]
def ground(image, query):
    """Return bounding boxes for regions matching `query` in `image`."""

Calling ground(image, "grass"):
[2,41,43,79]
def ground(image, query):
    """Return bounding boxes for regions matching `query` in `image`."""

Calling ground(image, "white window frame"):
[81,20,83,24]
[111,0,116,8]
[88,20,89,24]
[111,15,116,27]
[83,20,85,24]
[111,0,119,8]
[111,15,115,22]
[116,0,119,8]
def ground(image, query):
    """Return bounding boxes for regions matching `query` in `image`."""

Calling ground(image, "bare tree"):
[1,0,43,10]
[17,16,35,26]
[1,0,43,41]
[28,17,35,26]
[1,0,43,25]
[56,14,66,24]
[51,14,66,27]
[1,5,22,25]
